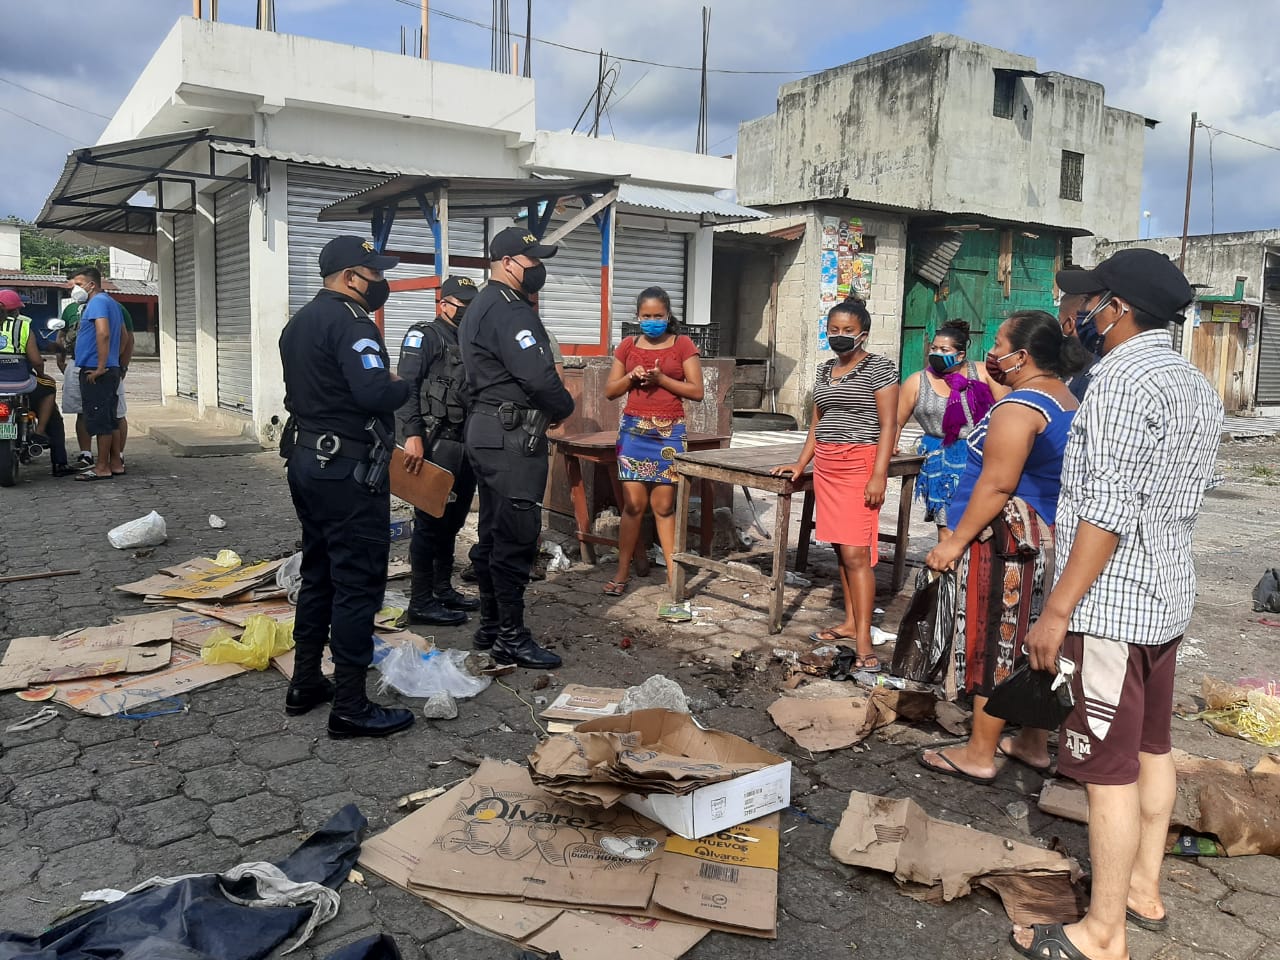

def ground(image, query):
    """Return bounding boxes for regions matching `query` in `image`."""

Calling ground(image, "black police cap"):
[1056,249,1194,323]
[440,275,479,303]
[489,226,558,261]
[318,235,400,277]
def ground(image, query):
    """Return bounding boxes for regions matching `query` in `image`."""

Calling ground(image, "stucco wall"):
[1085,232,1279,301]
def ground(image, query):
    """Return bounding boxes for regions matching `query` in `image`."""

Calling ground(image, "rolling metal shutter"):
[1257,300,1280,405]
[612,223,687,341]
[537,214,688,350]
[214,183,253,412]
[286,164,484,364]
[172,216,198,399]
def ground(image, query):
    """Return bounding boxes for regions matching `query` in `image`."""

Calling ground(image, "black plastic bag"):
[1253,568,1280,613]
[985,662,1074,730]
[891,568,955,683]
[324,934,403,960]
[0,805,366,960]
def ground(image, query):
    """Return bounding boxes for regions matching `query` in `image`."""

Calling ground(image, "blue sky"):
[1,0,1277,241]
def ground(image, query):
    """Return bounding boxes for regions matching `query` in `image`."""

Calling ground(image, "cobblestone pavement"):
[0,397,1277,959]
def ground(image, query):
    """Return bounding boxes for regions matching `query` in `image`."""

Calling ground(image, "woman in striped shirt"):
[773,298,899,671]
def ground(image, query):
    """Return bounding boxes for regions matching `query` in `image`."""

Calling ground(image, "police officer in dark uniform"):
[397,275,480,626]
[459,227,574,669]
[278,235,415,739]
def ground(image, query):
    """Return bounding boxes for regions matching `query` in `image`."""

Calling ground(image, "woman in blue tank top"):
[916,310,1089,785]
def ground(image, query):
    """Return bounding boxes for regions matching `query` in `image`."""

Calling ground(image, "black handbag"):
[985,660,1075,730]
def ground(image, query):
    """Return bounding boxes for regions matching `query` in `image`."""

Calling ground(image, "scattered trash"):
[15,685,57,702]
[829,790,1084,925]
[1169,830,1227,857]
[1005,801,1031,834]
[201,616,295,671]
[768,688,936,752]
[618,675,690,714]
[934,700,971,735]
[208,514,227,529]
[4,705,60,733]
[648,544,667,567]
[540,683,626,732]
[619,636,633,650]
[381,589,411,611]
[870,625,895,647]
[1253,567,1280,612]
[118,555,287,603]
[541,540,571,573]
[531,675,551,691]
[211,549,241,568]
[277,552,303,604]
[657,600,693,622]
[0,619,175,692]
[783,571,811,588]
[388,519,413,543]
[376,645,491,700]
[1188,676,1280,747]
[107,510,167,549]
[421,692,459,720]
[346,869,366,886]
[396,786,448,811]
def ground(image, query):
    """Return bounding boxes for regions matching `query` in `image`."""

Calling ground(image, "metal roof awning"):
[317,174,621,223]
[209,141,440,178]
[36,129,253,258]
[616,184,767,225]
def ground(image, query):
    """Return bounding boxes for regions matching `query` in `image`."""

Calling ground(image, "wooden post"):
[1180,112,1198,272]
[421,0,429,58]
[193,0,202,17]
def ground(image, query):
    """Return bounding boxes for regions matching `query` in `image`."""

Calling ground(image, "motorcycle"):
[0,355,42,487]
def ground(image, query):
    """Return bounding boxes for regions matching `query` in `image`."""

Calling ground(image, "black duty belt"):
[294,427,373,461]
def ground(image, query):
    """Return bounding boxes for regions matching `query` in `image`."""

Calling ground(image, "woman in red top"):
[602,287,704,595]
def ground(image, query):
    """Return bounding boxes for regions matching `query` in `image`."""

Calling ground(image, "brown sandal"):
[602,579,629,596]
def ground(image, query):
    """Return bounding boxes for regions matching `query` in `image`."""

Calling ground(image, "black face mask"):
[927,353,961,375]
[517,261,547,296]
[449,304,467,324]
[351,274,390,312]
[828,333,862,354]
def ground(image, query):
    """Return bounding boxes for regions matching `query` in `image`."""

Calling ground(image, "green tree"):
[2,216,108,276]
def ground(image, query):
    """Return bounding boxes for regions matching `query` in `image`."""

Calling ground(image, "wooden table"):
[670,442,926,634]
[552,431,731,572]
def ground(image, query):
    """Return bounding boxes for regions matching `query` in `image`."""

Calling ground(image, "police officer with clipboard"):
[460,227,574,669]
[278,236,415,739]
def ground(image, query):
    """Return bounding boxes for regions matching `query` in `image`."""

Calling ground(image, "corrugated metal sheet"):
[215,183,253,413]
[285,165,484,366]
[0,272,68,285]
[172,217,198,400]
[212,141,439,178]
[612,226,686,345]
[911,230,965,286]
[617,184,766,224]
[105,279,158,297]
[1258,294,1280,405]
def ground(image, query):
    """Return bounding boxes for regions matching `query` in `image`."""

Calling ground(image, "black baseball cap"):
[318,235,400,277]
[1056,249,1194,323]
[489,226,558,261]
[440,275,479,303]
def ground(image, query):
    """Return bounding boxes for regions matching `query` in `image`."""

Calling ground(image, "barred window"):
[1060,150,1084,202]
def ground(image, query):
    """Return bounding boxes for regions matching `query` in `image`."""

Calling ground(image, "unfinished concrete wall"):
[1087,232,1278,301]
[735,115,777,207]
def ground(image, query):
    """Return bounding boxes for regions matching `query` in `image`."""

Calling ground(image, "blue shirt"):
[947,388,1075,528]
[74,293,125,369]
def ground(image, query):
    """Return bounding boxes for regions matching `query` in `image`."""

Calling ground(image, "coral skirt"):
[813,441,880,564]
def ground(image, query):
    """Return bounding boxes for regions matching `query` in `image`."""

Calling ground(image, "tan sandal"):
[602,579,629,596]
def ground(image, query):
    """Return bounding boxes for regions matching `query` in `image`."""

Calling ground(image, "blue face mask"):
[639,319,669,339]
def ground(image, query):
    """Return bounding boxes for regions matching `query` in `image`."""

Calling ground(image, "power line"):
[0,75,112,120]
[1197,121,1280,154]
[386,0,811,75]
[0,103,79,142]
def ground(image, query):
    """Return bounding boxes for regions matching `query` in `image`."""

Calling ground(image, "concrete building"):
[37,17,757,441]
[725,34,1149,421]
[1081,232,1280,414]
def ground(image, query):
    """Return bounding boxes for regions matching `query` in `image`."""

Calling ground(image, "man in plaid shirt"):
[1012,250,1224,960]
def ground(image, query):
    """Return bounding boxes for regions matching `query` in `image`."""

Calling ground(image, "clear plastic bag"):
[277,551,303,604]
[375,644,491,699]
[107,511,167,549]
[201,615,295,670]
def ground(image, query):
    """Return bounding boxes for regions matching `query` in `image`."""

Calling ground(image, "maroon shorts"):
[1056,632,1181,786]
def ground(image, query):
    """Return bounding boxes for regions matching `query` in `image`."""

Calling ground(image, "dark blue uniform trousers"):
[466,438,546,615]
[410,453,477,590]
[286,451,389,711]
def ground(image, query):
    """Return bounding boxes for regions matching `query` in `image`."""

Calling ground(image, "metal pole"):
[524,0,532,77]
[421,0,429,58]
[592,49,604,138]
[1179,111,1198,271]
[193,0,202,18]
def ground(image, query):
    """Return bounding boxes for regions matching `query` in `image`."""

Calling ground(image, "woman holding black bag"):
[917,310,1087,784]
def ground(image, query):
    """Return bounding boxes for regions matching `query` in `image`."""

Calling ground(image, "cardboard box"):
[540,684,626,724]
[571,710,791,840]
[0,637,173,691]
[53,647,244,716]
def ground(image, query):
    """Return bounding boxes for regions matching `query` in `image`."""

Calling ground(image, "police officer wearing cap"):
[459,227,575,669]
[279,235,415,739]
[397,275,481,626]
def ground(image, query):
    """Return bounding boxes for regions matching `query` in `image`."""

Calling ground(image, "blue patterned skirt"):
[616,414,687,484]
[915,434,968,525]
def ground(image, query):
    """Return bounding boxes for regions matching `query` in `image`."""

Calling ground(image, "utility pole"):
[421,0,429,58]
[523,0,532,77]
[1179,111,1198,271]
[696,7,710,154]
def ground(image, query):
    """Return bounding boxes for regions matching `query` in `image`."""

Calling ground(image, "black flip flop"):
[74,471,113,482]
[917,749,996,785]
[997,739,1053,776]
[1009,923,1090,960]
[1126,907,1169,932]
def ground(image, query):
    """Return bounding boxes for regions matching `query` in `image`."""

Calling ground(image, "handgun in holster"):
[518,409,551,456]
[278,416,298,459]
[354,417,394,493]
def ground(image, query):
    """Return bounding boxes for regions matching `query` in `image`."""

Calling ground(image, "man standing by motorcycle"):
[397,275,481,627]
[0,289,71,476]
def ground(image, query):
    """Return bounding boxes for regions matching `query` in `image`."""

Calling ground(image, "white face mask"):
[70,285,90,304]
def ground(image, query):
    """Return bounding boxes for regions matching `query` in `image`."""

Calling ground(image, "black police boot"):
[327,666,414,740]
[407,567,467,626]
[434,553,480,611]
[284,642,334,716]
[493,604,562,670]
[473,593,500,651]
